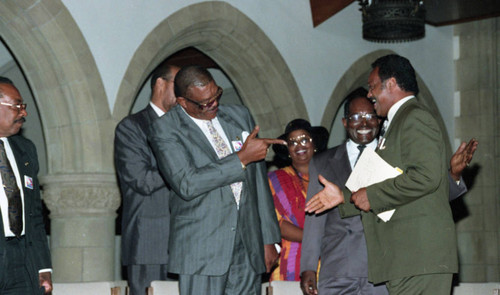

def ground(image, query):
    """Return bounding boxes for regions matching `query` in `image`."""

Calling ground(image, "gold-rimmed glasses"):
[0,102,27,111]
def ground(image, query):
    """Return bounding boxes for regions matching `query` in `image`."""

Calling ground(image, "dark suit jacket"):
[148,104,281,276]
[362,99,458,284]
[114,105,171,265]
[0,135,51,289]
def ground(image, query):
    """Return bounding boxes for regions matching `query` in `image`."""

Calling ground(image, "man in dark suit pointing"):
[115,64,179,295]
[148,66,284,295]
[0,77,52,294]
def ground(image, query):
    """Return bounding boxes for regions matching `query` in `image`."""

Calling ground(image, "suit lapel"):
[217,108,245,153]
[377,99,417,152]
[145,104,158,124]
[174,106,219,160]
[383,99,417,140]
[330,143,352,188]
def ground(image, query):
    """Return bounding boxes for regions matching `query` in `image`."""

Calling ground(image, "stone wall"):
[453,17,500,282]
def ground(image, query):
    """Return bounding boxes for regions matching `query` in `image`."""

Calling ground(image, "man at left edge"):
[0,77,52,294]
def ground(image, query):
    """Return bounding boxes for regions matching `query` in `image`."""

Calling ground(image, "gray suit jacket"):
[115,105,171,265]
[148,104,280,276]
[0,135,51,290]
[301,143,369,280]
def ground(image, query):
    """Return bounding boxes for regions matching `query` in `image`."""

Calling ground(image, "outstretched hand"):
[237,126,286,166]
[305,174,344,214]
[450,138,478,181]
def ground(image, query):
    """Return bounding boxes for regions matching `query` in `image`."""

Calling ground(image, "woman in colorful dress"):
[268,119,328,281]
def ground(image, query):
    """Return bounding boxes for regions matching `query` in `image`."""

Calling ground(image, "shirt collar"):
[346,138,378,151]
[387,95,414,126]
[149,102,165,117]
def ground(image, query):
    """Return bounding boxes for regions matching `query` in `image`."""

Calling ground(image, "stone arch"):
[322,50,452,155]
[113,1,307,138]
[0,1,119,282]
[0,0,113,175]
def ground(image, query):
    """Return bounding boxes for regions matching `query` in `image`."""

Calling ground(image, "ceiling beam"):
[310,0,355,27]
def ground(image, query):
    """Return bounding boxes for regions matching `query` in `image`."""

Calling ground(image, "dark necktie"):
[355,144,366,166]
[0,141,22,237]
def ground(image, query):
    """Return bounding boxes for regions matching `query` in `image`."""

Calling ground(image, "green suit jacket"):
[347,99,458,284]
[148,104,280,276]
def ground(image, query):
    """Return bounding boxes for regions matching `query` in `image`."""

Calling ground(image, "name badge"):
[232,141,243,152]
[24,175,33,190]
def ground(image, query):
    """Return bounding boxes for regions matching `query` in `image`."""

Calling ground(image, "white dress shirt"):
[385,95,414,131]
[346,138,379,170]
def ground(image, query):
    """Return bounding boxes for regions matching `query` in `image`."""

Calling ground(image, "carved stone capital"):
[40,173,120,217]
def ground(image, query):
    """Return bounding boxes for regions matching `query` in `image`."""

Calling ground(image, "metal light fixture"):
[359,0,426,43]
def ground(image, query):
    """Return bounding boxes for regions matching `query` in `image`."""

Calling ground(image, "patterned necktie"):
[205,120,242,208]
[379,119,388,138]
[355,144,366,166]
[0,141,22,237]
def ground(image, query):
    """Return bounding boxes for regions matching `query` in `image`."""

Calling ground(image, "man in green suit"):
[306,55,459,294]
[148,66,284,295]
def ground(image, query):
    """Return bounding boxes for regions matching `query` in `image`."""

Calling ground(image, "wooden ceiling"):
[165,47,219,69]
[310,0,500,27]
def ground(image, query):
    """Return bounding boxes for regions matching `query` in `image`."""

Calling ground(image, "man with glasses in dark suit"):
[0,77,52,295]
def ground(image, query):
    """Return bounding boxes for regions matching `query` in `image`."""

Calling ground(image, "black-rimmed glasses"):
[183,87,223,110]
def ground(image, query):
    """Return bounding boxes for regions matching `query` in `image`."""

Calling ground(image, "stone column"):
[453,17,500,281]
[40,173,120,282]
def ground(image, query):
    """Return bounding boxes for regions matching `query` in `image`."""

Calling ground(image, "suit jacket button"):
[231,227,235,231]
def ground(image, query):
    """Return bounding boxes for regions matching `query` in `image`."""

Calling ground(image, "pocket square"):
[242,131,250,142]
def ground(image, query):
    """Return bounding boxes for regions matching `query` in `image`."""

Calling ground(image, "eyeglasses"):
[183,87,223,110]
[287,135,312,147]
[348,113,378,123]
[0,102,27,111]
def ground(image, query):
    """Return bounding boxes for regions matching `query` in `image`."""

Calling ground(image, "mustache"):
[14,117,25,124]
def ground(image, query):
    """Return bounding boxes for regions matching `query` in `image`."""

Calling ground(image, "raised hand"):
[450,138,478,181]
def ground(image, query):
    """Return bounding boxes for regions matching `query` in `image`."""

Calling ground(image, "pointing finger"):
[263,138,287,146]
[247,125,260,140]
